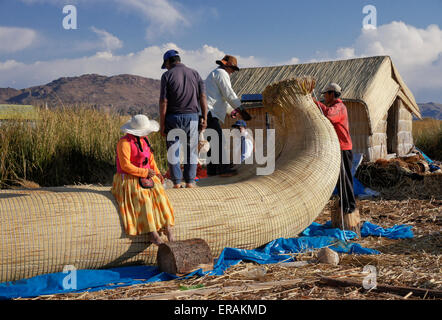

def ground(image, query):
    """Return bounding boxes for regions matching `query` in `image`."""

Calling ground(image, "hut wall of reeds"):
[228,56,421,161]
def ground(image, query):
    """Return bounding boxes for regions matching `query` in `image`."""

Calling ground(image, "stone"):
[317,247,340,265]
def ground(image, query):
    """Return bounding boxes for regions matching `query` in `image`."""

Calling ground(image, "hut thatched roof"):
[231,56,421,134]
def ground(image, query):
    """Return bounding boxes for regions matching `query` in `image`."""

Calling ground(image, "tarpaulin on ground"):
[302,221,414,241]
[414,146,441,172]
[0,220,412,300]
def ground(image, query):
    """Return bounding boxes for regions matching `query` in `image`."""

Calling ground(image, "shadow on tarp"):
[0,220,413,300]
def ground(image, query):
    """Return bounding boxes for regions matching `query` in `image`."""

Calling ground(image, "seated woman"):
[111,114,174,245]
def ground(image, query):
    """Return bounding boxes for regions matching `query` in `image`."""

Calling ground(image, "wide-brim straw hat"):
[216,55,240,71]
[120,114,159,137]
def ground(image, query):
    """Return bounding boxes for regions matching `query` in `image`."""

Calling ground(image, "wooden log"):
[157,238,213,275]
[320,276,442,298]
[331,202,362,238]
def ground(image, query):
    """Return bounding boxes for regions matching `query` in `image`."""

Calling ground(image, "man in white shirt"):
[205,55,245,177]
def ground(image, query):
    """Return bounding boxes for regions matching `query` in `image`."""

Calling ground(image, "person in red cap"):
[205,55,245,177]
[313,83,360,234]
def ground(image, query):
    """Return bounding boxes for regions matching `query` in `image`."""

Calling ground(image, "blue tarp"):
[414,147,434,165]
[0,220,413,300]
[414,146,440,172]
[333,153,380,198]
[302,221,413,241]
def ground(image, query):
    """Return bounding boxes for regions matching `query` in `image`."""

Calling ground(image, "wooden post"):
[157,238,213,275]
[331,200,362,238]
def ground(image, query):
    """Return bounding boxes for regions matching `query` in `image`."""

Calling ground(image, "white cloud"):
[90,27,123,52]
[0,43,264,89]
[19,0,190,40]
[0,26,38,53]
[336,48,356,60]
[0,60,25,70]
[333,21,442,97]
[117,0,189,40]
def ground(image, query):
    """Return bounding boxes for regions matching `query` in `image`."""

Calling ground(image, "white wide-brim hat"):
[120,114,160,137]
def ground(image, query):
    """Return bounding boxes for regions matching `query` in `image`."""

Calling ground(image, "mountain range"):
[0,74,441,120]
[417,102,442,120]
[0,74,161,117]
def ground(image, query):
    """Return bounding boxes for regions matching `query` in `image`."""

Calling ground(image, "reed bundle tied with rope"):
[0,77,341,282]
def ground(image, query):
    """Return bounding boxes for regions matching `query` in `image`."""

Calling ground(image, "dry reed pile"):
[356,157,442,200]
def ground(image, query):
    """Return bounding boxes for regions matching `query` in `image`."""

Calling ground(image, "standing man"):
[205,55,245,177]
[314,83,361,234]
[159,50,208,188]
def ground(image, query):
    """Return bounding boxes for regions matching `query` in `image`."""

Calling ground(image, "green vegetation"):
[0,107,167,188]
[413,118,442,161]
[0,104,38,120]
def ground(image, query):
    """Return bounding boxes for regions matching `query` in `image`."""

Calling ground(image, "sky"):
[0,0,441,102]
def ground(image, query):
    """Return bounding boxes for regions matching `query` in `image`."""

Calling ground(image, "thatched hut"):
[225,56,421,161]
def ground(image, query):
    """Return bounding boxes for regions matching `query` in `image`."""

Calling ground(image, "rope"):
[339,154,349,242]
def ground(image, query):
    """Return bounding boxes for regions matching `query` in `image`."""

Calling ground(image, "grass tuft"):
[413,118,442,161]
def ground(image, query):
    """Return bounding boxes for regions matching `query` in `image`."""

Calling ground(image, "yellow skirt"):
[111,173,175,236]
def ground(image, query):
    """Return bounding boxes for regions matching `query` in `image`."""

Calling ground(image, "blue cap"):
[161,50,179,69]
[232,120,247,128]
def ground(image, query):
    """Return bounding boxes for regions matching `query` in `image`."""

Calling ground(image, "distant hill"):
[418,102,442,120]
[0,88,20,103]
[0,74,161,117]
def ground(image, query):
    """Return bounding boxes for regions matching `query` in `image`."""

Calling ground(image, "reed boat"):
[0,77,341,282]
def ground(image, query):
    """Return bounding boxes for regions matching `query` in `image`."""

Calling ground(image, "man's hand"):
[231,108,240,119]
[200,117,207,131]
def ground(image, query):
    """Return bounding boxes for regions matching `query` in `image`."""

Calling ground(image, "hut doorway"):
[386,102,398,156]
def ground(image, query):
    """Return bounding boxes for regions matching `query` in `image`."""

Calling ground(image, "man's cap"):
[232,120,247,128]
[161,49,179,69]
[216,55,240,71]
[321,83,342,94]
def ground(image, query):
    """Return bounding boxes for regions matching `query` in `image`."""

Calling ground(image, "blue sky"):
[0,0,441,102]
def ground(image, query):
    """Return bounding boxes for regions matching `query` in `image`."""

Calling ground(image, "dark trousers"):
[206,112,229,175]
[337,150,357,214]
